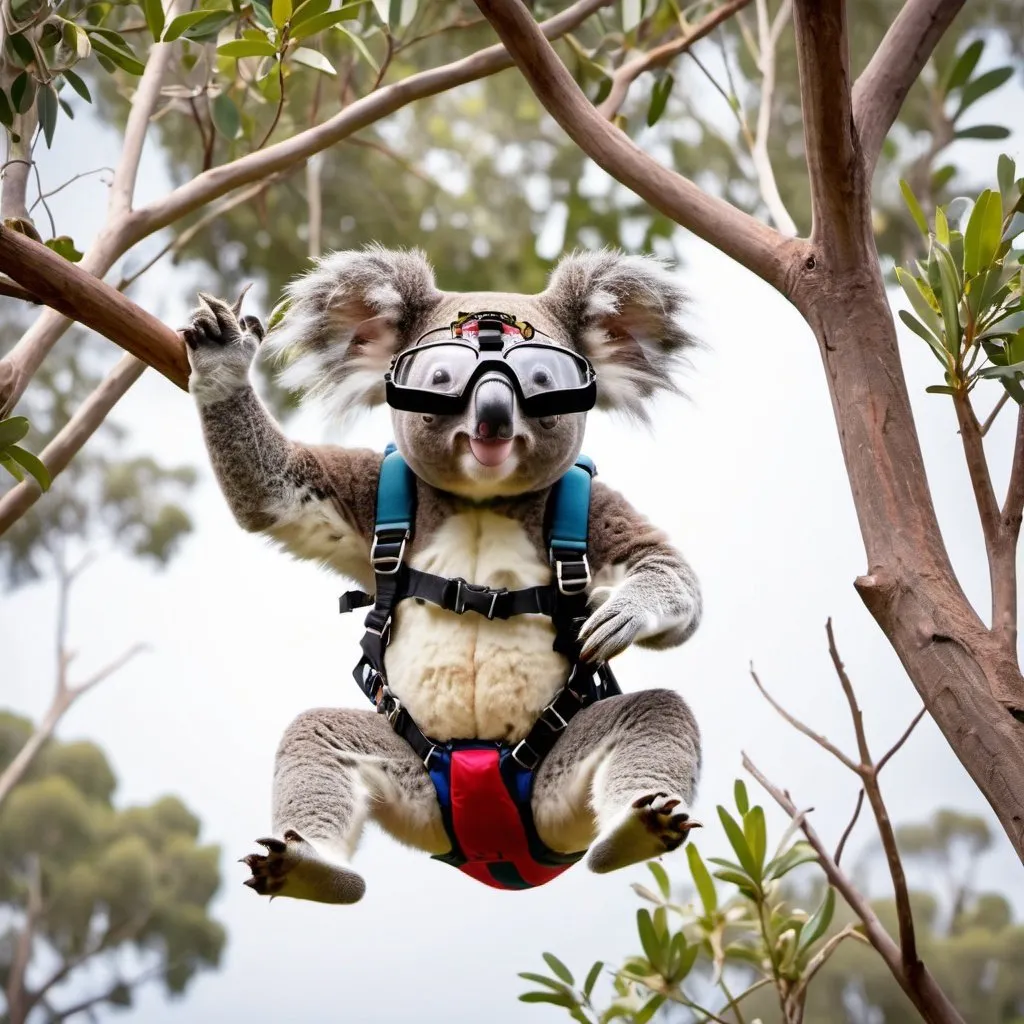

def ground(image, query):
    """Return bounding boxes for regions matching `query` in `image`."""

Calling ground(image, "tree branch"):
[743,755,967,1024]
[595,0,754,121]
[852,0,966,175]
[791,0,871,267]
[995,405,1024,649]
[792,924,867,1002]
[953,391,1000,558]
[874,707,926,776]
[833,788,864,866]
[980,391,1010,437]
[4,855,42,1024]
[0,355,146,534]
[474,0,794,290]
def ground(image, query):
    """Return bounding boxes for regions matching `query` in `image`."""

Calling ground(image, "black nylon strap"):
[404,568,554,619]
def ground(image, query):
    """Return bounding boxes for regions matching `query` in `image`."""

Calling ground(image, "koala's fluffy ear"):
[540,250,696,420]
[264,245,442,418]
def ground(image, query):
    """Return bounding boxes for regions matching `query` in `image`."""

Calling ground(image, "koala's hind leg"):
[531,689,702,874]
[243,708,448,904]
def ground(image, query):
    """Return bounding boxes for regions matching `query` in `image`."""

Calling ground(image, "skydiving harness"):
[338,446,621,890]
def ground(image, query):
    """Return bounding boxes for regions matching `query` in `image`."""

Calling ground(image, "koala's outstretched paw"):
[578,590,651,662]
[586,793,701,874]
[182,293,264,404]
[241,829,366,905]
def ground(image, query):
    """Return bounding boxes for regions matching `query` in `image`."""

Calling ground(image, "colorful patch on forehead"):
[451,311,536,341]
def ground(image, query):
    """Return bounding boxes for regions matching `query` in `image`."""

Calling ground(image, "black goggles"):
[384,312,597,418]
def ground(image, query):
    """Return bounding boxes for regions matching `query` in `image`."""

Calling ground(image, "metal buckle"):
[539,699,568,733]
[555,554,591,595]
[371,531,408,575]
[450,578,502,619]
[376,686,403,725]
[422,744,437,770]
[365,615,392,647]
[511,738,540,770]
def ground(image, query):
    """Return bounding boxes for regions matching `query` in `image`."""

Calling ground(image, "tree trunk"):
[791,258,1024,861]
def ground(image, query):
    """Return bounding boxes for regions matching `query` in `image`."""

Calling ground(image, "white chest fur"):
[384,509,569,742]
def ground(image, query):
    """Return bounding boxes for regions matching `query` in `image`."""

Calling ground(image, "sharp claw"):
[231,282,253,316]
[633,792,667,809]
[282,828,303,843]
[256,836,286,852]
[243,877,260,889]
[677,819,702,832]
[662,799,681,812]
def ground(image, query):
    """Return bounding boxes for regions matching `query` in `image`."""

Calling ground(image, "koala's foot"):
[586,792,701,874]
[241,830,366,905]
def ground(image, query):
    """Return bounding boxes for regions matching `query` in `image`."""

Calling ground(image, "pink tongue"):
[470,437,514,467]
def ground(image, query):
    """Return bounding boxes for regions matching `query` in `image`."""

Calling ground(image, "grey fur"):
[184,247,704,903]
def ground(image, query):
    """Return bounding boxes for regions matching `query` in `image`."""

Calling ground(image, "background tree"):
[0,712,225,1024]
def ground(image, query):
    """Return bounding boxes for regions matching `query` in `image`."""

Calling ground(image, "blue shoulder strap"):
[376,448,416,535]
[547,456,595,554]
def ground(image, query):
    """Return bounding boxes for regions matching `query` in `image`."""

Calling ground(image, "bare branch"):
[953,392,1001,555]
[0,230,188,388]
[875,707,926,776]
[4,855,42,1024]
[791,0,871,266]
[749,661,859,771]
[980,391,1010,437]
[743,754,967,1024]
[852,0,966,175]
[834,788,864,866]
[474,0,794,291]
[0,355,147,534]
[0,276,40,303]
[73,643,148,695]
[825,618,873,766]
[750,0,797,235]
[596,0,754,121]
[1002,404,1024,538]
[792,925,869,1001]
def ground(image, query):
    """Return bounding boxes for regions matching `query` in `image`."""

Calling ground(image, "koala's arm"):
[577,480,702,663]
[184,295,380,582]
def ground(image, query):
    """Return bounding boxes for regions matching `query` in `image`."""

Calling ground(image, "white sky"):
[3,41,1024,1024]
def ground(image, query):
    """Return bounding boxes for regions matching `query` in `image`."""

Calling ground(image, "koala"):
[183,246,703,904]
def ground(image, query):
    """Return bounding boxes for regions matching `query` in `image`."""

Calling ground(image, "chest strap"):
[340,449,620,772]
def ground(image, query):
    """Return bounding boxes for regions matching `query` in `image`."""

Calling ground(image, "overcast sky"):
[3,40,1024,1024]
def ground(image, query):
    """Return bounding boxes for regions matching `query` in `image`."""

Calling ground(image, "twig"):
[4,856,42,1023]
[874,707,926,775]
[743,754,966,1024]
[851,0,966,174]
[980,391,1010,437]
[473,0,794,291]
[749,661,858,771]
[256,59,288,150]
[750,0,797,235]
[953,391,1001,555]
[596,0,753,120]
[833,788,864,866]
[0,355,148,534]
[371,29,395,91]
[28,167,115,212]
[0,277,40,303]
[792,925,868,1001]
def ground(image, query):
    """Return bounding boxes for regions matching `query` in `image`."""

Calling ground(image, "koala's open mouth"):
[469,436,514,467]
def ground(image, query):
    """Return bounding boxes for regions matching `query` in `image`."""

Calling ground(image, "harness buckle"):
[447,578,506,619]
[371,530,409,575]
[555,554,591,596]
[511,738,541,770]
[538,700,568,733]
[422,744,437,770]
[365,615,393,647]
[376,686,404,725]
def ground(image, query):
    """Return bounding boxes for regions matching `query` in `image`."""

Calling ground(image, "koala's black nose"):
[473,377,515,439]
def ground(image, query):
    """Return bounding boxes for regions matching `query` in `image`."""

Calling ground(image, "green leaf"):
[900,180,929,235]
[734,779,749,816]
[718,806,758,880]
[0,416,31,447]
[182,11,233,40]
[142,0,164,40]
[44,235,84,262]
[998,154,1017,200]
[956,125,1012,141]
[12,72,34,114]
[87,34,146,74]
[583,961,603,999]
[797,887,835,954]
[954,66,1014,120]
[934,242,964,353]
[36,84,58,148]
[944,39,983,95]
[272,0,291,27]
[1,453,25,482]
[743,806,767,875]
[335,24,378,71]
[633,995,665,1024]
[290,0,330,26]
[211,92,241,139]
[764,840,819,881]
[979,360,1024,380]
[935,205,950,246]
[0,90,12,129]
[289,46,335,74]
[686,843,717,914]
[647,860,670,900]
[518,972,571,993]
[7,444,51,490]
[711,867,758,897]
[542,952,573,986]
[899,311,948,362]
[290,7,360,39]
[931,164,956,194]
[925,385,958,394]
[163,9,221,40]
[518,991,576,1007]
[218,37,278,57]
[965,191,1000,276]
[636,909,666,974]
[63,68,92,101]
[646,72,673,127]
